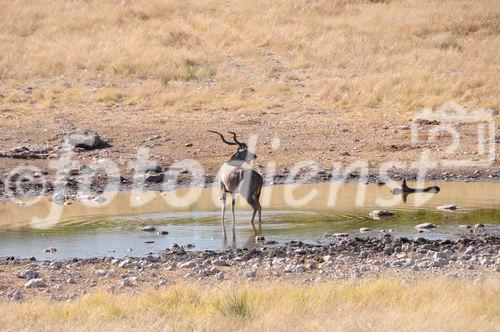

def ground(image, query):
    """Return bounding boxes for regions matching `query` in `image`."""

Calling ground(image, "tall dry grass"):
[0,277,499,331]
[0,0,498,112]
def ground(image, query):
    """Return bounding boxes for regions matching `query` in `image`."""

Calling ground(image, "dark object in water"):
[391,179,440,194]
[392,179,440,203]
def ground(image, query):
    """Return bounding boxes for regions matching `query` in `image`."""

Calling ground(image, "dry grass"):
[1,277,499,331]
[0,0,498,112]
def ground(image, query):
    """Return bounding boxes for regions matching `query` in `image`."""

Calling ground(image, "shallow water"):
[0,182,499,259]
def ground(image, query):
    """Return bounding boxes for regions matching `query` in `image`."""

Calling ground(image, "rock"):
[369,210,394,218]
[359,227,371,232]
[437,204,458,211]
[333,233,349,237]
[142,226,156,232]
[68,129,105,150]
[51,193,65,204]
[93,196,107,203]
[213,258,230,266]
[66,277,77,284]
[45,247,58,253]
[474,224,485,228]
[244,270,257,279]
[118,259,130,268]
[95,269,107,276]
[24,278,46,288]
[180,261,197,269]
[255,236,265,242]
[458,225,471,229]
[215,271,225,281]
[323,255,334,263]
[16,269,39,280]
[398,125,410,130]
[121,277,137,287]
[145,174,165,183]
[415,223,436,229]
[157,230,169,235]
[9,290,23,301]
[49,261,62,269]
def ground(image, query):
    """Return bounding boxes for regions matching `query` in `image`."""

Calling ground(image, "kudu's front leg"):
[220,193,227,239]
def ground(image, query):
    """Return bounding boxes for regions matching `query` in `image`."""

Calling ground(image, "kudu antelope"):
[208,130,263,238]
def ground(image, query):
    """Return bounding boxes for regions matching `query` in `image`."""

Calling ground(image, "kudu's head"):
[208,130,256,166]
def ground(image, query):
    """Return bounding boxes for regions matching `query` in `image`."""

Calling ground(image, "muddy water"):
[0,182,499,259]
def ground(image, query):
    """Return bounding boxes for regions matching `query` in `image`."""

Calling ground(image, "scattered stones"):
[45,247,58,253]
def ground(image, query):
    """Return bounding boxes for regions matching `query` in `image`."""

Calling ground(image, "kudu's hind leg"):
[247,196,260,235]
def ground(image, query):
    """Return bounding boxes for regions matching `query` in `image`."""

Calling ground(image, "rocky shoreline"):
[1,166,500,201]
[1,234,498,302]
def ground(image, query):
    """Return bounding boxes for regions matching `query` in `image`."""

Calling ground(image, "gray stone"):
[180,261,197,269]
[369,210,394,218]
[68,130,105,150]
[16,269,39,280]
[142,226,156,232]
[415,223,436,229]
[24,278,46,288]
[216,271,225,281]
[244,270,257,279]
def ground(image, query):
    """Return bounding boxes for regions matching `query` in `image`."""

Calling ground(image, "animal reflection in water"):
[391,179,440,203]
[208,130,264,242]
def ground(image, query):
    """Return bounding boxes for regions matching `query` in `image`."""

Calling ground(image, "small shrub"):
[213,292,251,319]
[439,39,462,51]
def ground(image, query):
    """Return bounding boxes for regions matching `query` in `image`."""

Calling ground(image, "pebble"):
[415,223,436,229]
[369,210,394,218]
[24,278,46,288]
[180,261,197,269]
[142,226,156,232]
[16,269,39,280]
[359,227,371,232]
[216,271,225,281]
